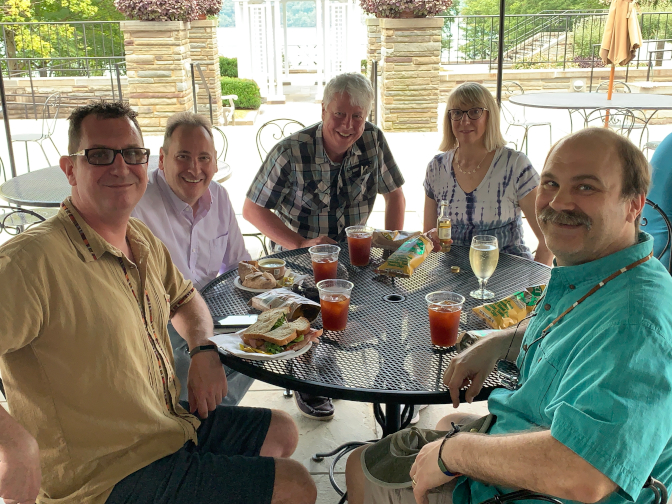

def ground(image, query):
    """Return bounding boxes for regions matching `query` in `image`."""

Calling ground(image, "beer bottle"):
[437,200,452,252]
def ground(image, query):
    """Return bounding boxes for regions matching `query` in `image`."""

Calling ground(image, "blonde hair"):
[439,82,506,152]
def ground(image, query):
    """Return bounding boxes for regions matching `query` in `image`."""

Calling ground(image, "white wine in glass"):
[469,235,499,299]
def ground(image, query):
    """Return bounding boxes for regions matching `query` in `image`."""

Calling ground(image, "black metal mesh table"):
[0,156,232,207]
[202,244,551,435]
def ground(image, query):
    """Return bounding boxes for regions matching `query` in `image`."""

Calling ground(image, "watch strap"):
[189,344,218,358]
[438,423,463,477]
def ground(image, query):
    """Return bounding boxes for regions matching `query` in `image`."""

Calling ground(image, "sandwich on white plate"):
[239,307,323,355]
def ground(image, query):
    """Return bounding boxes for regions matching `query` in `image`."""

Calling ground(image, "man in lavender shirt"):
[132,111,253,406]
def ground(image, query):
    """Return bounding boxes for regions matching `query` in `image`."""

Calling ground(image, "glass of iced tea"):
[345,225,374,267]
[308,244,340,283]
[316,279,354,331]
[425,291,465,347]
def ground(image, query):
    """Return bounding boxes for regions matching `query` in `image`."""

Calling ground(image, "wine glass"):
[469,235,499,299]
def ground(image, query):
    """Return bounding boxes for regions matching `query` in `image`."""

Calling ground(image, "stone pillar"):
[365,18,381,80]
[379,18,443,132]
[189,20,224,124]
[120,21,193,135]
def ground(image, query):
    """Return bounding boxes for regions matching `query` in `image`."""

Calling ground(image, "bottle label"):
[438,227,451,240]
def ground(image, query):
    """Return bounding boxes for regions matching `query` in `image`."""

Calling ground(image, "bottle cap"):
[451,266,460,273]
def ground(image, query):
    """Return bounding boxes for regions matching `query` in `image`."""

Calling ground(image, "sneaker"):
[409,404,428,425]
[294,391,335,421]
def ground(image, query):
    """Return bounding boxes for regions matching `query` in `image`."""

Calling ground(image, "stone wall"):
[1,76,128,119]
[189,20,224,124]
[379,18,443,132]
[121,20,194,134]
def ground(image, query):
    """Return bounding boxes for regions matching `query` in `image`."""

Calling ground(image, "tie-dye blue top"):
[423,146,539,259]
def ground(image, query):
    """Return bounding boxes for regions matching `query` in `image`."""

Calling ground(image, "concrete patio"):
[1,93,670,503]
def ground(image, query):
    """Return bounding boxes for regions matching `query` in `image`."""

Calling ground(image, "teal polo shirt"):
[454,232,672,504]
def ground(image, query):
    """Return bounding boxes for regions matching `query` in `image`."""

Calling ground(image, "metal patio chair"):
[212,125,232,184]
[586,107,636,137]
[222,94,238,126]
[0,205,54,236]
[594,81,649,147]
[643,198,672,273]
[500,81,552,155]
[12,92,62,172]
[242,119,307,257]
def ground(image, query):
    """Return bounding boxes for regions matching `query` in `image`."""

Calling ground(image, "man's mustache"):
[538,207,592,230]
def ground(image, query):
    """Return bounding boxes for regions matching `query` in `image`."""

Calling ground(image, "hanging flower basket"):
[114,0,200,21]
[359,0,452,18]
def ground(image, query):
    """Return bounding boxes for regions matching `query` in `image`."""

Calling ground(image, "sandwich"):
[239,307,322,355]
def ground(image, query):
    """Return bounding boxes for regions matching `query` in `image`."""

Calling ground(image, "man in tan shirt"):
[0,102,316,504]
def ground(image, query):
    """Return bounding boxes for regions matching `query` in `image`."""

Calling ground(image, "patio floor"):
[0,94,670,502]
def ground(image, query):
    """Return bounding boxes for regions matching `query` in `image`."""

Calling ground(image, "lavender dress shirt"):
[132,168,251,291]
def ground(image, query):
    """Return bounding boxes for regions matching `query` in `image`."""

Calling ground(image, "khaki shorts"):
[364,479,456,504]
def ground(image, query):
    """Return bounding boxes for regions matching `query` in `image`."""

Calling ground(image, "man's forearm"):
[170,292,214,349]
[445,430,617,503]
[242,199,304,250]
[383,189,405,231]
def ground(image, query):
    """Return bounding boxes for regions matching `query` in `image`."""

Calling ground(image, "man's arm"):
[382,187,405,231]
[170,292,227,418]
[411,430,617,504]
[0,406,41,504]
[444,320,528,407]
[242,198,336,250]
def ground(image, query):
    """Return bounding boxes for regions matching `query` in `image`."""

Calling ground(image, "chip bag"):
[372,230,423,252]
[248,288,321,322]
[374,233,433,278]
[472,285,546,329]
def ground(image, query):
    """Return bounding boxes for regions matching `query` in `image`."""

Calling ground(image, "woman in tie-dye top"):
[423,82,553,265]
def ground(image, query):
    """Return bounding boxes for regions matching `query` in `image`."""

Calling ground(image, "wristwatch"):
[189,344,218,358]
[438,422,463,477]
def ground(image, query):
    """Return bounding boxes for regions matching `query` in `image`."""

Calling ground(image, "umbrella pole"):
[604,64,616,128]
[496,0,506,108]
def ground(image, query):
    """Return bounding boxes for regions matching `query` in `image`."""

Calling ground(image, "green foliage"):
[460,0,603,15]
[219,56,238,77]
[571,15,605,59]
[640,5,672,40]
[361,59,367,73]
[220,77,261,109]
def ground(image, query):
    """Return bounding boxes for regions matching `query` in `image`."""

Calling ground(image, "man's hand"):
[187,350,228,418]
[299,236,337,248]
[443,335,509,408]
[0,419,41,504]
[425,228,452,253]
[409,439,455,504]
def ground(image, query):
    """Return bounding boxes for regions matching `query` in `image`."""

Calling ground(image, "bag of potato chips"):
[374,234,433,278]
[372,230,422,252]
[472,285,546,329]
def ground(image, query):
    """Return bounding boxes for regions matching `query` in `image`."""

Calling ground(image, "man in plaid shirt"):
[243,72,406,419]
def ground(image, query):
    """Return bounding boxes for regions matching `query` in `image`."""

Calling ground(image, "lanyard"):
[499,251,653,390]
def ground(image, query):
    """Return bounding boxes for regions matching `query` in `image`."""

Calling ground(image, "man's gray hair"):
[162,112,214,152]
[323,73,374,115]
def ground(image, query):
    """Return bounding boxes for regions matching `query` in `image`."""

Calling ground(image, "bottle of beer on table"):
[437,200,452,253]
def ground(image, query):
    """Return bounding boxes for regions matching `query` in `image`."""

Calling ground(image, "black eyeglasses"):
[448,107,488,121]
[71,148,151,166]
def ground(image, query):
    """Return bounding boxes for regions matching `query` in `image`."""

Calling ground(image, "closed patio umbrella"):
[600,0,643,125]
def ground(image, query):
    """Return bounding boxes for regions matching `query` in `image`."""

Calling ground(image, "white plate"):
[210,329,313,361]
[233,275,278,293]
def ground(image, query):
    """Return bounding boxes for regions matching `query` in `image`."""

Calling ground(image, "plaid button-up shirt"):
[246,122,405,242]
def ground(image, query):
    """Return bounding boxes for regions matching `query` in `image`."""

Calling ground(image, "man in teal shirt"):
[345,127,672,504]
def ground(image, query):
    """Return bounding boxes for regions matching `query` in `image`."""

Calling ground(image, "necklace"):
[497,251,653,390]
[455,147,490,175]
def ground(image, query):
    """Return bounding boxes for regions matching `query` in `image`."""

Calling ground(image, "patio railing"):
[0,21,125,78]
[438,10,672,71]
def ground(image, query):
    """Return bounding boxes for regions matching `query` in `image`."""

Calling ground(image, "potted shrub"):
[359,0,452,18]
[198,0,223,17]
[114,0,200,21]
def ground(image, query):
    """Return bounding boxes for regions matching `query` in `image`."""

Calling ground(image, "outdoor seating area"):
[2,1,672,503]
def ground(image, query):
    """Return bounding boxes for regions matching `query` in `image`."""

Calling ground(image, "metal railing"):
[439,10,672,70]
[0,21,124,78]
[191,62,215,125]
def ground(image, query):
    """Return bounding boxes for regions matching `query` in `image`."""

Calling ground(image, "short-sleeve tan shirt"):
[0,198,200,504]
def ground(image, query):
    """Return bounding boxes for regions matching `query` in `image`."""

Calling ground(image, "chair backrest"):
[212,126,228,162]
[0,205,48,236]
[586,107,635,136]
[500,81,525,123]
[0,155,6,183]
[256,119,306,162]
[642,198,672,272]
[41,92,61,138]
[595,80,631,93]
